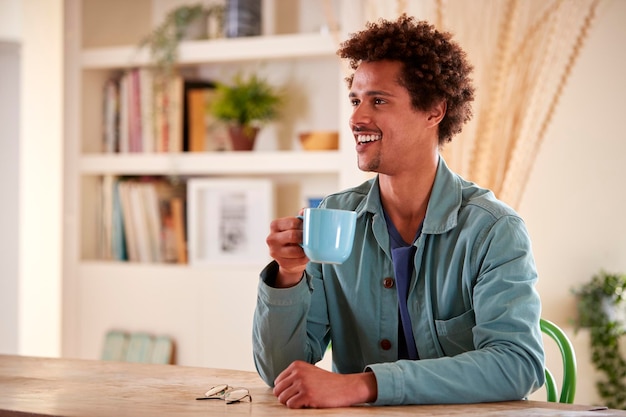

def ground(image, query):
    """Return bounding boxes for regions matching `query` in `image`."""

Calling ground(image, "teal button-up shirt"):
[253,157,545,405]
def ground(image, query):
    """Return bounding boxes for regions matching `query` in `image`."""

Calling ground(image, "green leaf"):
[210,73,283,131]
[573,270,626,409]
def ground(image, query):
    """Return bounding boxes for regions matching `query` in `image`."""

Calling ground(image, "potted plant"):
[209,73,283,151]
[139,3,224,84]
[573,270,626,409]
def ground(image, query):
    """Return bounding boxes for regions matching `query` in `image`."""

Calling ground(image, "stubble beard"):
[357,153,381,173]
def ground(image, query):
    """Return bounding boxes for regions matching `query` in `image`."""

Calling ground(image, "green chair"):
[101,330,129,362]
[540,318,577,403]
[125,332,154,363]
[151,335,175,364]
[102,331,175,364]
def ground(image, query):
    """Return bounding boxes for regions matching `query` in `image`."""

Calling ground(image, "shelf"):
[79,151,344,175]
[79,260,265,275]
[81,33,339,70]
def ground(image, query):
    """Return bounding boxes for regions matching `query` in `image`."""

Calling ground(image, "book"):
[141,181,163,262]
[100,175,188,264]
[104,71,191,154]
[159,199,177,263]
[128,69,143,152]
[153,75,183,153]
[111,179,127,261]
[183,80,215,152]
[118,73,130,153]
[100,175,114,260]
[97,176,127,261]
[117,181,139,261]
[170,197,187,264]
[139,68,155,153]
[153,81,166,152]
[186,88,210,152]
[128,181,154,262]
[168,75,184,152]
[103,79,119,153]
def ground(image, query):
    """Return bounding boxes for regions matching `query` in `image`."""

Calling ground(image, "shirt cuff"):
[365,362,403,405]
[258,261,311,306]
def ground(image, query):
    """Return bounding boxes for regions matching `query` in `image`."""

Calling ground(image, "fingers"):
[273,361,344,409]
[265,216,308,286]
[266,217,307,267]
[273,361,376,408]
[273,361,316,409]
[267,218,302,251]
[274,376,303,408]
[269,216,302,234]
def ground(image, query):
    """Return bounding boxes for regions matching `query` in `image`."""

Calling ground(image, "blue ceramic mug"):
[299,208,357,264]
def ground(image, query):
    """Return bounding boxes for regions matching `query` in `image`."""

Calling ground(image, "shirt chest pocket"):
[434,309,476,356]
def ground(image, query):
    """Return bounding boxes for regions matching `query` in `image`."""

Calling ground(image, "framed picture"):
[187,178,274,265]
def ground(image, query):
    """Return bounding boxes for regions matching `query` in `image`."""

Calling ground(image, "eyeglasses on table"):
[196,384,252,404]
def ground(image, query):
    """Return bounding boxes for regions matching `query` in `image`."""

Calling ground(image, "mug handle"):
[296,215,304,247]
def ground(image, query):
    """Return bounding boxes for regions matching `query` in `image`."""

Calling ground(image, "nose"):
[349,103,372,128]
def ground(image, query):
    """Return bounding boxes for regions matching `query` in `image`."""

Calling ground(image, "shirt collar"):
[359,156,462,235]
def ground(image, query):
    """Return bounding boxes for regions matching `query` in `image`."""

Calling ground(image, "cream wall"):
[18,0,63,357]
[0,0,64,357]
[3,0,625,407]
[519,0,626,405]
[0,0,20,40]
[0,0,21,354]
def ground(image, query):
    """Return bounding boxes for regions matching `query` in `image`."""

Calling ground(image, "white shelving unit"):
[81,32,339,68]
[79,151,343,175]
[62,0,366,369]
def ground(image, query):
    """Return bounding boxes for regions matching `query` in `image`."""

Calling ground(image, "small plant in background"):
[209,73,283,150]
[139,3,224,83]
[211,73,282,129]
[573,270,626,409]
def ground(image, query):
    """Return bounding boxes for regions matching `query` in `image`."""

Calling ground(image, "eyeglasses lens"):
[225,389,251,404]
[204,384,229,398]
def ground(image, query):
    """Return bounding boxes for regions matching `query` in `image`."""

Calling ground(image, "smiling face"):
[348,60,443,177]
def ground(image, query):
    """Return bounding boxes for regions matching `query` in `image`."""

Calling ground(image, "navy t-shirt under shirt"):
[384,210,421,360]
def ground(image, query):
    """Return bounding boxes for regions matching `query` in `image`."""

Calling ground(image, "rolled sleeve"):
[253,262,313,386]
[366,362,403,405]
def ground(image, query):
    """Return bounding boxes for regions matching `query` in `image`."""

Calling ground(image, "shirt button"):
[383,277,394,288]
[380,339,392,350]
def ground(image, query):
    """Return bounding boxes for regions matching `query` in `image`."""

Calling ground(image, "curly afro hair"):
[337,14,474,145]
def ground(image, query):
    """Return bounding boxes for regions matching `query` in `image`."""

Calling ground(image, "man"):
[253,15,545,409]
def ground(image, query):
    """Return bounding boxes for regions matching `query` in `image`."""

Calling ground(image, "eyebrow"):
[348,90,394,98]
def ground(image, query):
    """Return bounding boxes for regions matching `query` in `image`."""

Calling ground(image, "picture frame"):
[187,178,274,265]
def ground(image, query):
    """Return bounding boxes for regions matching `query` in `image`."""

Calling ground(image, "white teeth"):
[357,134,381,143]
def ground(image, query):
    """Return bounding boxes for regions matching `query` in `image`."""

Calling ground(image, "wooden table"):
[0,355,624,416]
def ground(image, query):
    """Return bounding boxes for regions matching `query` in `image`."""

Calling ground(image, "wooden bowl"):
[299,131,339,150]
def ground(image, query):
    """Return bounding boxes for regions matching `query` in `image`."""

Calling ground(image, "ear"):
[426,101,447,127]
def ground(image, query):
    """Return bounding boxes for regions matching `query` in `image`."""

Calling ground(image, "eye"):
[350,98,360,107]
[373,97,386,105]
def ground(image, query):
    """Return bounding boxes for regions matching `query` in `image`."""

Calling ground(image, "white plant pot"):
[602,298,626,331]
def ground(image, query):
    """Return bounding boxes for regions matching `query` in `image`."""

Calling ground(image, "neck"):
[378,158,438,243]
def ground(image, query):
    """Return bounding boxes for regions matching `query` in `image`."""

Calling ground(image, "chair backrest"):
[151,335,175,364]
[125,332,155,363]
[101,330,129,361]
[540,318,577,403]
[102,330,174,364]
